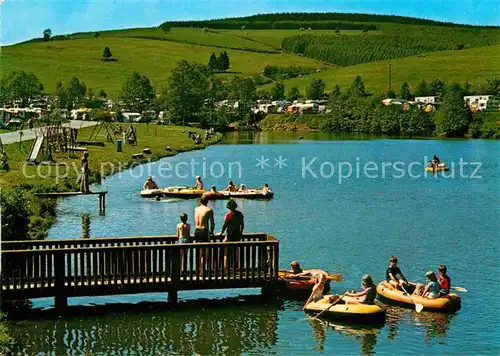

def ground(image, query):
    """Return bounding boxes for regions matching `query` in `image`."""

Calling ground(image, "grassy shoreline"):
[1,124,223,241]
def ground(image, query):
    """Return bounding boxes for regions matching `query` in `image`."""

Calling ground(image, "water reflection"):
[12,297,279,355]
[307,318,382,355]
[386,306,456,343]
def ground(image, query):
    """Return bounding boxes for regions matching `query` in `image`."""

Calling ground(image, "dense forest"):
[162,12,494,29]
[164,20,376,31]
[282,26,500,66]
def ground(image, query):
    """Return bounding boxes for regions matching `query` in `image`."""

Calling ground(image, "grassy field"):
[262,45,500,94]
[55,27,374,51]
[219,29,375,48]
[0,124,215,189]
[2,36,326,96]
[67,27,279,52]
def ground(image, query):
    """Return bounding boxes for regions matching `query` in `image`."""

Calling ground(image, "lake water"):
[11,132,500,355]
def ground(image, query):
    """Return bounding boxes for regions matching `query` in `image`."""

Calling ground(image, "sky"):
[0,0,499,45]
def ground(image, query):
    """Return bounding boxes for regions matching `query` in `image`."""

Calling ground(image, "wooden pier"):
[34,191,108,215]
[0,233,279,309]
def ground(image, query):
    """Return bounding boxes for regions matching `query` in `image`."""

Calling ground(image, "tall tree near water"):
[399,82,411,100]
[120,72,155,112]
[287,86,301,101]
[435,83,470,137]
[347,75,367,98]
[270,82,285,101]
[65,77,87,109]
[166,60,210,125]
[306,78,325,100]
[414,80,428,97]
[229,77,256,121]
[0,71,44,107]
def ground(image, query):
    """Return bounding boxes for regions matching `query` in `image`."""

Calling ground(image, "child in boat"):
[176,213,191,243]
[422,271,441,299]
[224,180,238,192]
[437,265,451,295]
[306,275,327,305]
[341,275,377,305]
[289,261,303,274]
[261,183,270,192]
[386,256,408,289]
[238,184,246,191]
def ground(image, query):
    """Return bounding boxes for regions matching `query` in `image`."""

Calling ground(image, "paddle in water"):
[312,294,346,320]
[451,286,468,293]
[401,285,424,313]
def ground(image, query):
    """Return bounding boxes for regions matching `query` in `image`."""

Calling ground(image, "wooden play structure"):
[27,124,87,165]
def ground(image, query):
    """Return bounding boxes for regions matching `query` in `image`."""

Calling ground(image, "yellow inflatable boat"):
[141,187,274,199]
[425,162,450,172]
[304,296,385,323]
[376,281,461,312]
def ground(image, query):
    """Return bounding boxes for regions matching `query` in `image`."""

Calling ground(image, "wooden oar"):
[401,285,424,313]
[451,286,468,293]
[278,271,343,282]
[312,294,346,320]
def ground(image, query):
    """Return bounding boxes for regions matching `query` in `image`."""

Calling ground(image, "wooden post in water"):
[169,246,180,305]
[54,251,68,311]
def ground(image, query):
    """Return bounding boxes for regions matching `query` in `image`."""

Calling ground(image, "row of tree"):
[282,27,500,66]
[162,11,482,29]
[208,51,230,72]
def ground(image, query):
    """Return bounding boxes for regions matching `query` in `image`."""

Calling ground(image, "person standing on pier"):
[80,151,90,193]
[221,199,244,271]
[194,196,214,272]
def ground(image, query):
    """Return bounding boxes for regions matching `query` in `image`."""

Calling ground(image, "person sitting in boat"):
[143,176,159,190]
[437,265,451,295]
[305,274,327,305]
[238,184,246,191]
[421,271,441,299]
[223,180,238,192]
[261,183,270,192]
[386,256,408,289]
[210,185,218,193]
[433,154,441,165]
[195,176,204,190]
[338,274,377,305]
[289,261,303,274]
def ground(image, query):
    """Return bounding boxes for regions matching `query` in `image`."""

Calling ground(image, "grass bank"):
[0,123,222,240]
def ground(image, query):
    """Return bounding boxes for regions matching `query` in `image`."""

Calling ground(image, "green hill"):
[263,45,500,94]
[2,12,499,97]
[2,34,325,96]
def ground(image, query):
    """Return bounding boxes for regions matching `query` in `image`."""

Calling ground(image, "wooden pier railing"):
[0,233,279,309]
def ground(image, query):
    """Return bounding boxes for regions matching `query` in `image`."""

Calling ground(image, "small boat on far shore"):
[425,162,450,172]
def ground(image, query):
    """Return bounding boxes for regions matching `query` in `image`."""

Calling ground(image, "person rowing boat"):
[143,176,159,190]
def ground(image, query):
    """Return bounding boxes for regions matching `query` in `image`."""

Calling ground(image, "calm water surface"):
[12,132,500,355]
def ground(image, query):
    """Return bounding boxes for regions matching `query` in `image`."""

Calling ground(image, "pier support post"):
[98,193,106,215]
[54,251,67,312]
[168,290,178,305]
[54,296,68,311]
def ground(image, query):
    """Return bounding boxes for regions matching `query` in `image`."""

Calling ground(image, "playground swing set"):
[26,124,87,165]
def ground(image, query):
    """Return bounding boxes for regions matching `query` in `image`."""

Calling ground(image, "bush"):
[1,189,30,241]
[0,313,14,355]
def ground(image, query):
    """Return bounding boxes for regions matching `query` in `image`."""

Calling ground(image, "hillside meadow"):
[263,45,500,94]
[2,36,325,95]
